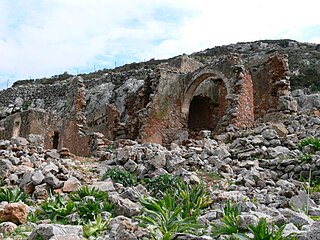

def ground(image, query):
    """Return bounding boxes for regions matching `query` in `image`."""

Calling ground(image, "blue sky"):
[1,0,320,90]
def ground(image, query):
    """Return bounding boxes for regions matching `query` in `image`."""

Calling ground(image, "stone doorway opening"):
[186,79,228,135]
[52,131,60,149]
[188,95,214,131]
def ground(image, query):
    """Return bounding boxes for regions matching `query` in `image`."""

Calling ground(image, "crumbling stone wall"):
[251,54,297,118]
[59,77,90,156]
[126,54,255,145]
[0,42,301,153]
[0,109,62,149]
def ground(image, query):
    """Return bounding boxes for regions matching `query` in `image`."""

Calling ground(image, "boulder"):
[62,177,81,192]
[28,224,83,240]
[0,222,17,235]
[0,203,27,224]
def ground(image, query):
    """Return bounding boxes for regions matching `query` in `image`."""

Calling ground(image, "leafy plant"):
[69,186,108,202]
[102,168,137,187]
[233,218,296,240]
[77,199,114,222]
[136,193,203,240]
[83,214,111,238]
[212,201,242,237]
[298,153,313,163]
[297,137,320,153]
[174,181,212,218]
[3,224,33,239]
[0,187,29,203]
[38,195,76,223]
[35,191,114,225]
[145,174,182,197]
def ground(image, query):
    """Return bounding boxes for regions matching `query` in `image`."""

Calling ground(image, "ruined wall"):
[59,77,90,156]
[251,54,297,119]
[0,41,303,151]
[233,71,254,128]
[0,109,62,149]
[133,54,255,145]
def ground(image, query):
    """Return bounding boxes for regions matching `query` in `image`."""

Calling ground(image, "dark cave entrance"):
[188,95,215,131]
[52,131,60,149]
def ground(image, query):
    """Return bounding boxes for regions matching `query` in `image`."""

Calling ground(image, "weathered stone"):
[109,216,150,240]
[262,129,278,140]
[0,222,17,235]
[44,173,61,188]
[173,233,212,239]
[290,191,317,212]
[271,123,289,138]
[10,137,29,146]
[92,180,115,192]
[42,162,59,175]
[123,159,138,172]
[31,170,45,185]
[110,194,141,217]
[45,149,60,159]
[0,203,27,224]
[62,177,81,192]
[280,208,314,226]
[28,224,83,240]
[0,159,14,176]
[33,183,49,199]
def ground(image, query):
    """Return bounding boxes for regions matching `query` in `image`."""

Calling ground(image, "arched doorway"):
[188,95,214,131]
[187,79,228,133]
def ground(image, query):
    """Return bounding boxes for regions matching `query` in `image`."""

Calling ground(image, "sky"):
[1,0,320,90]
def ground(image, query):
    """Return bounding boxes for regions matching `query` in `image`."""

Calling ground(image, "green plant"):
[297,137,320,153]
[102,168,137,187]
[3,224,33,239]
[77,199,114,222]
[212,201,242,237]
[174,181,212,219]
[0,187,29,203]
[233,218,296,240]
[69,186,108,202]
[298,153,313,163]
[38,195,76,223]
[145,174,182,197]
[136,193,203,240]
[83,214,111,238]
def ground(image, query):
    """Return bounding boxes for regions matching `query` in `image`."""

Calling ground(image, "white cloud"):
[0,0,319,89]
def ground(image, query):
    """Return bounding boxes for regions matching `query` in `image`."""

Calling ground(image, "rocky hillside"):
[1,110,320,239]
[1,39,320,239]
[0,39,319,120]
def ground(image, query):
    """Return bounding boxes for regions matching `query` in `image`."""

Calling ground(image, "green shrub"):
[136,193,203,240]
[233,218,296,240]
[0,187,29,203]
[36,191,114,224]
[38,195,76,223]
[83,214,111,238]
[298,153,313,163]
[102,168,137,187]
[77,199,114,222]
[145,174,182,197]
[297,137,320,153]
[69,186,108,202]
[174,181,212,219]
[212,201,243,237]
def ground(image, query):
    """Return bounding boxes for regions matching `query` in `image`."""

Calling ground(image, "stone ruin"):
[0,50,298,156]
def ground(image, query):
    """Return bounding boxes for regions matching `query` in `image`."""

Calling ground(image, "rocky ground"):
[1,104,320,240]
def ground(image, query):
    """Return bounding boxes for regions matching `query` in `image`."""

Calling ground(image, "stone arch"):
[181,69,228,115]
[181,68,231,133]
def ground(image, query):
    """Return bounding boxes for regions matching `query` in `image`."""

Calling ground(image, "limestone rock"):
[62,177,81,192]
[0,203,27,224]
[0,222,17,235]
[28,224,83,240]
